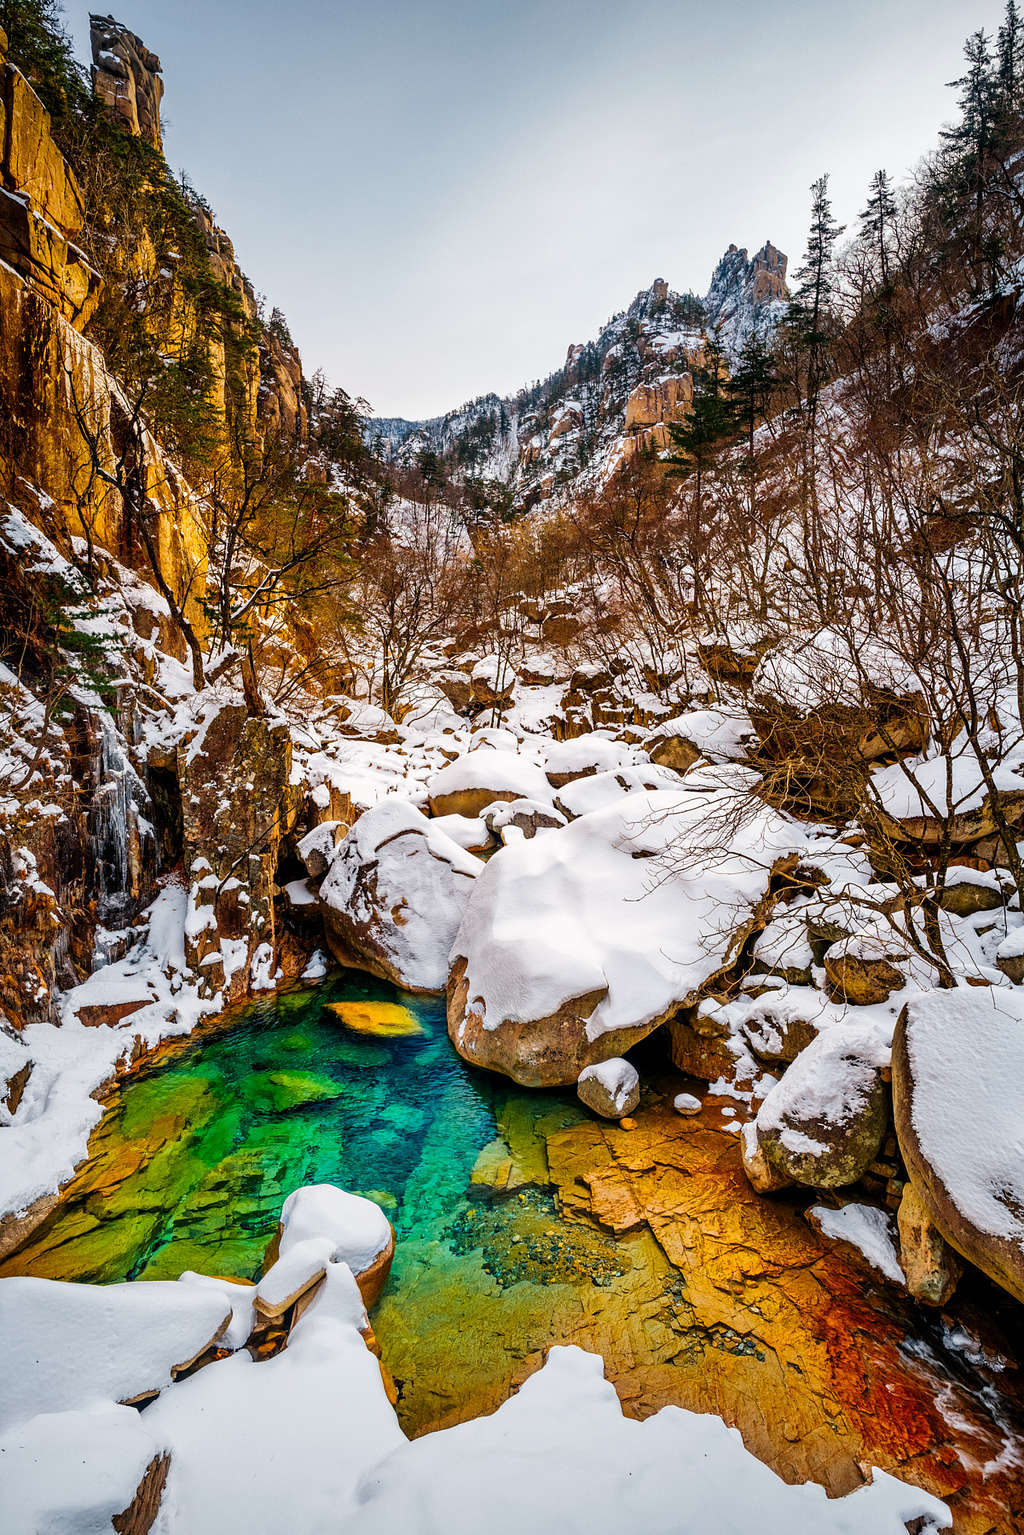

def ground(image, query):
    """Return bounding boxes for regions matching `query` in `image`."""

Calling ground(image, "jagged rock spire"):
[90,14,164,151]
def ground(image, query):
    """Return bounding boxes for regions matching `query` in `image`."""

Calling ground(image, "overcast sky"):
[67,1,1002,420]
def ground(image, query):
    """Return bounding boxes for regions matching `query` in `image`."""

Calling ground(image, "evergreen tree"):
[859,169,898,289]
[787,174,845,416]
[666,331,737,505]
[997,0,1024,105]
[941,29,1000,287]
[725,334,779,497]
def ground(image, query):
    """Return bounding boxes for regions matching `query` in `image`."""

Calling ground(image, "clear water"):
[1,972,587,1287]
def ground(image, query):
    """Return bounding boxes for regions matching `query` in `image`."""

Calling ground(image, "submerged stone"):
[326,1000,423,1038]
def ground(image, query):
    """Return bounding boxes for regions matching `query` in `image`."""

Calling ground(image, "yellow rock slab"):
[325,1001,423,1038]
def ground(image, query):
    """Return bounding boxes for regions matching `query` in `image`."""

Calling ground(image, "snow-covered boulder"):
[430,812,494,855]
[751,1021,891,1189]
[436,669,473,713]
[542,735,640,788]
[470,654,517,709]
[750,627,929,767]
[426,750,552,819]
[483,798,565,841]
[646,707,754,775]
[448,784,809,1086]
[823,932,907,1005]
[297,820,349,879]
[892,988,1024,1305]
[262,1185,395,1313]
[577,1058,639,1119]
[319,800,481,992]
[0,1277,232,1433]
[553,763,683,820]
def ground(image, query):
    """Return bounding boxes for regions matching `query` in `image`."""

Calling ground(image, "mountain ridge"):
[368,242,789,512]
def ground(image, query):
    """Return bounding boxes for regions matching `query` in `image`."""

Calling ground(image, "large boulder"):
[896,1180,963,1306]
[892,988,1024,1305]
[448,783,808,1086]
[751,1022,891,1189]
[426,750,552,820]
[750,628,930,768]
[646,708,754,775]
[823,933,907,1005]
[319,799,480,992]
[542,735,640,788]
[262,1185,395,1313]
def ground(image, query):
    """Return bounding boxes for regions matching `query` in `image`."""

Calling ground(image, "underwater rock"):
[326,1001,423,1038]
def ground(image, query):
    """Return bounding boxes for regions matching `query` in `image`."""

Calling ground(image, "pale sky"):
[67,0,1003,420]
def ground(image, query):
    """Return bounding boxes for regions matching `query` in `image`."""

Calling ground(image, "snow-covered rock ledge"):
[0,885,246,1241]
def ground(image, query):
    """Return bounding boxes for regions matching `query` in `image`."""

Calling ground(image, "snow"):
[753,626,921,713]
[0,886,219,1218]
[319,799,480,991]
[810,1203,906,1284]
[674,1092,703,1115]
[647,706,754,762]
[0,1223,950,1535]
[470,653,517,693]
[257,1238,334,1311]
[541,735,642,781]
[755,1020,893,1156]
[1,1403,165,1535]
[900,989,1024,1246]
[0,1277,230,1432]
[142,1263,404,1535]
[552,763,685,819]
[871,748,1006,821]
[426,749,552,810]
[343,1345,949,1535]
[578,1057,639,1115]
[452,784,812,1042]
[278,1185,391,1274]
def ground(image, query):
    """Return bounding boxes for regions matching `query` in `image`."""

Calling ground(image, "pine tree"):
[725,335,779,509]
[942,30,999,288]
[787,174,845,416]
[666,331,738,506]
[859,169,898,289]
[997,0,1024,105]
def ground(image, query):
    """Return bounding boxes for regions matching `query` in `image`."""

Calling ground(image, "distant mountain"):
[367,242,788,512]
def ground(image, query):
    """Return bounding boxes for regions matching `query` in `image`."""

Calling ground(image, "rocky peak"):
[704,240,789,364]
[89,14,164,151]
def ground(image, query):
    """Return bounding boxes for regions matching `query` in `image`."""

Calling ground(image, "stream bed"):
[4,972,1024,1533]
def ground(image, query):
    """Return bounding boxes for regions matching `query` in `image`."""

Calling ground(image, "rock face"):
[90,14,165,150]
[177,701,296,1001]
[319,800,480,993]
[623,375,693,431]
[0,33,101,328]
[752,1024,890,1189]
[897,1180,963,1306]
[704,241,789,364]
[892,989,1024,1305]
